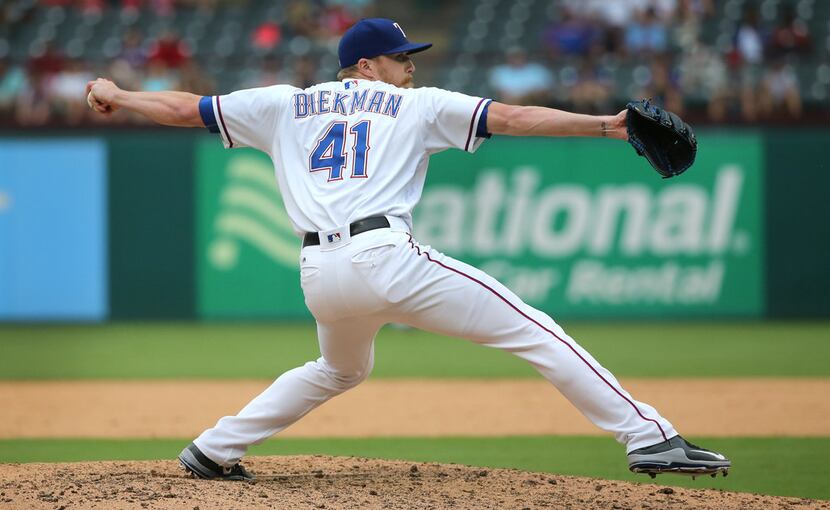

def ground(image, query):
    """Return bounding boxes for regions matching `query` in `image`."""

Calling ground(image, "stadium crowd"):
[0,0,822,127]
[0,0,374,126]
[488,0,813,123]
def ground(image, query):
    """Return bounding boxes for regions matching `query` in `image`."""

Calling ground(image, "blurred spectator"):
[15,68,51,126]
[678,41,729,122]
[29,42,65,77]
[678,0,713,17]
[50,58,94,125]
[120,0,142,14]
[569,0,639,27]
[286,0,319,38]
[105,29,146,93]
[119,29,147,69]
[329,0,373,10]
[567,58,611,114]
[637,55,683,114]
[243,56,291,88]
[759,56,802,119]
[575,0,678,22]
[142,60,178,92]
[2,0,827,128]
[288,56,318,89]
[191,0,220,14]
[568,0,640,55]
[489,48,554,106]
[79,0,105,16]
[768,3,811,58]
[579,0,679,55]
[735,4,764,66]
[0,59,26,115]
[152,0,176,17]
[178,60,215,96]
[625,6,669,56]
[542,8,598,58]
[732,2,764,121]
[147,29,189,69]
[16,42,65,126]
[108,58,142,94]
[320,4,358,39]
[673,0,714,49]
[644,0,680,22]
[124,0,177,17]
[252,20,283,51]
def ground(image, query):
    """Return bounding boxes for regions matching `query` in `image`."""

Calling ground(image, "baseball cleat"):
[627,435,730,478]
[178,443,255,481]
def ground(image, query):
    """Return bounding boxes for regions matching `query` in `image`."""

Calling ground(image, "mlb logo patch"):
[345,80,358,90]
[327,232,342,243]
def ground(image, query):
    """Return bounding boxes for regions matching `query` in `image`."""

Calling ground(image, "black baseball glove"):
[626,99,697,178]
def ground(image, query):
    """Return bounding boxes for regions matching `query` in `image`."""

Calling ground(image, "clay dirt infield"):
[1,378,828,438]
[1,456,829,510]
[2,378,828,509]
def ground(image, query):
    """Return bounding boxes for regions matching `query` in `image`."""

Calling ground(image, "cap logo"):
[393,22,406,38]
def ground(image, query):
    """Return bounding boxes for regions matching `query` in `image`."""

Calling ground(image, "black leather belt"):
[302,216,391,247]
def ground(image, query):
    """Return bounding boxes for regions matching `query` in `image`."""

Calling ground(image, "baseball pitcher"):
[86,18,729,481]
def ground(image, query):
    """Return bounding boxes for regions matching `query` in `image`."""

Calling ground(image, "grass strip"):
[1,322,829,379]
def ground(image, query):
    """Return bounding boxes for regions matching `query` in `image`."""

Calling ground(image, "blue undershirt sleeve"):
[199,96,220,133]
[476,99,492,139]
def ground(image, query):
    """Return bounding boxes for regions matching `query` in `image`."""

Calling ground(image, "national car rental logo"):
[208,156,299,270]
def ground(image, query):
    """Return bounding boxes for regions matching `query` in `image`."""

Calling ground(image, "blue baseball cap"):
[338,18,432,69]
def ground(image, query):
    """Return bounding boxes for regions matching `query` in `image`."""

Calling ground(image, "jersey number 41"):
[309,120,371,182]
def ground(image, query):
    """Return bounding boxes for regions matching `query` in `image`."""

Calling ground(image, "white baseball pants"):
[194,223,677,466]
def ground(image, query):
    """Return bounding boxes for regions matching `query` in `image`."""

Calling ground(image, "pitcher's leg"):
[396,239,675,452]
[194,317,381,466]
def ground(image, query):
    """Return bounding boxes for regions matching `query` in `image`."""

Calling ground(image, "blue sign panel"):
[0,140,108,320]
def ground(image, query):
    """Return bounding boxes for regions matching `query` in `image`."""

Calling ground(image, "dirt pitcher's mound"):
[0,456,826,510]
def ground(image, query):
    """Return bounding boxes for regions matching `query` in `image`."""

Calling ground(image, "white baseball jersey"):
[201,78,490,235]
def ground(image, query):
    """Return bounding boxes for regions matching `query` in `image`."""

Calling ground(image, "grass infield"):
[0,321,829,379]
[0,436,827,500]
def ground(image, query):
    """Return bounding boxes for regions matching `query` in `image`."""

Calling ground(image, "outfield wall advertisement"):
[0,140,108,320]
[194,134,764,319]
[196,141,309,318]
[6,129,826,321]
[108,133,196,319]
[416,136,764,318]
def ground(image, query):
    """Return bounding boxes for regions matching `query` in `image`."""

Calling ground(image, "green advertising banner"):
[414,135,765,318]
[196,133,764,320]
[196,140,310,319]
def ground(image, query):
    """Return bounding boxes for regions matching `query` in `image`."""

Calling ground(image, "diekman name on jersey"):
[293,88,403,119]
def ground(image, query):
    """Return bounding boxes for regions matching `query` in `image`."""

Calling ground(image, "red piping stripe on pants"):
[406,234,668,442]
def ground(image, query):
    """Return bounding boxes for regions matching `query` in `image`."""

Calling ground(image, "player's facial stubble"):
[376,54,415,88]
